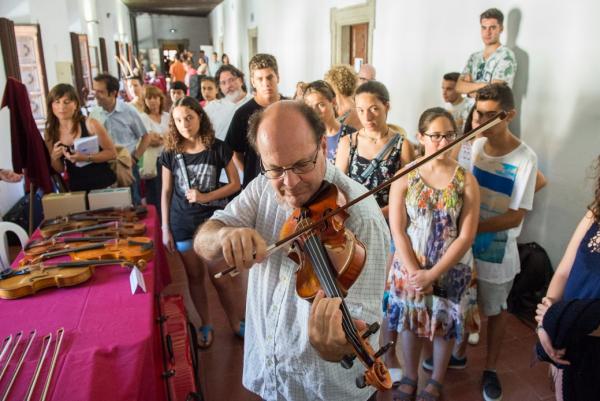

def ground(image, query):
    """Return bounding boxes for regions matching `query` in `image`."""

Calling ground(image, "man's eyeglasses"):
[422,131,457,142]
[260,146,320,179]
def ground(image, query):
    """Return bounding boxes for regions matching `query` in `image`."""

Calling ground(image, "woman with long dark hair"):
[45,83,116,191]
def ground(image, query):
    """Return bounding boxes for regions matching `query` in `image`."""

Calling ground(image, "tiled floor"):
[162,254,556,401]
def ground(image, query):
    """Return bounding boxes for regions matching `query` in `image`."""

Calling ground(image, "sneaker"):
[421,354,467,371]
[482,370,502,401]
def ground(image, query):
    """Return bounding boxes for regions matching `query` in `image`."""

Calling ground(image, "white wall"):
[209,0,600,267]
[0,0,135,216]
[136,14,211,57]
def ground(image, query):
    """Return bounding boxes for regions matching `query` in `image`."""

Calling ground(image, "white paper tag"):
[129,266,147,294]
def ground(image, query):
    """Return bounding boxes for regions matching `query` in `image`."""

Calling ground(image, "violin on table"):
[19,236,154,266]
[0,258,146,300]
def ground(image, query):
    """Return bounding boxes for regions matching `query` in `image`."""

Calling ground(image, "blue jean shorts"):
[176,239,194,253]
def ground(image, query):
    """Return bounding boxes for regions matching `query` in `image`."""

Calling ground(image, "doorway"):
[330,0,375,67]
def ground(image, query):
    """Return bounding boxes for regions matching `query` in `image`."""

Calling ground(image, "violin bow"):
[0,332,21,382]
[215,111,507,278]
[1,330,36,401]
[24,333,53,401]
[40,328,65,401]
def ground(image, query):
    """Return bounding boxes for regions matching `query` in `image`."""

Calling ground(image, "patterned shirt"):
[211,163,390,401]
[471,138,537,284]
[462,45,517,88]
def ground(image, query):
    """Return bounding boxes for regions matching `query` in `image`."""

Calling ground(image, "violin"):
[39,206,147,238]
[283,182,393,390]
[213,111,508,390]
[19,236,154,266]
[0,259,146,300]
[40,221,146,239]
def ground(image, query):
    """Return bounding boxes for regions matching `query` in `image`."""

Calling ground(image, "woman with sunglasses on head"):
[386,108,480,401]
[335,80,414,218]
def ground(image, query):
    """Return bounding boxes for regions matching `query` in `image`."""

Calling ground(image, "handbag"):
[139,146,162,179]
[108,145,135,187]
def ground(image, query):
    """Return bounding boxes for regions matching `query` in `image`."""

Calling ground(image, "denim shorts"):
[175,239,194,253]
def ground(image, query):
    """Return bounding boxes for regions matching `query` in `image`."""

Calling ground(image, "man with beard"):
[456,8,517,95]
[204,65,253,141]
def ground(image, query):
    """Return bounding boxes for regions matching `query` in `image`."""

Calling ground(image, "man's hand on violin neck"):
[309,290,364,362]
[219,226,267,270]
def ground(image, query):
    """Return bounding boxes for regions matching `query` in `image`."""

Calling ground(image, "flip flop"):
[198,325,214,349]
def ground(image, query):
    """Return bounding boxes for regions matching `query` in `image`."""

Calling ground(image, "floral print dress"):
[387,166,480,341]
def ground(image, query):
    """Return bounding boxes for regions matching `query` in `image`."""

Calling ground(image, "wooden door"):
[99,37,108,73]
[349,23,368,64]
[70,33,92,101]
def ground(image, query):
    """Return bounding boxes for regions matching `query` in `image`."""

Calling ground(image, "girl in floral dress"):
[387,108,480,401]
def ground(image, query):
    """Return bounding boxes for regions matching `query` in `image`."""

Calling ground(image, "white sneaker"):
[468,332,480,345]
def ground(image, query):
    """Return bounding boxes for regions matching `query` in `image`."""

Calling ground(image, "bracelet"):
[536,325,543,332]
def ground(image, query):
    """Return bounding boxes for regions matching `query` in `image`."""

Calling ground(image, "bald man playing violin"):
[194,101,390,401]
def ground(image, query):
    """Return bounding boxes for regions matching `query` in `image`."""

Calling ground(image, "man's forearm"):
[456,80,487,95]
[194,219,226,260]
[478,210,526,233]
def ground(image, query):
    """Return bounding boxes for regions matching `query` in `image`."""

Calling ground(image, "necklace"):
[361,128,389,144]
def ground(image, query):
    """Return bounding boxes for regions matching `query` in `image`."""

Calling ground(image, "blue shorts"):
[176,239,194,253]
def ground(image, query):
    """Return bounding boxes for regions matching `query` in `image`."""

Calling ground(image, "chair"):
[0,221,29,269]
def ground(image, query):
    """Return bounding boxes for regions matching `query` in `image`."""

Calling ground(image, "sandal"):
[235,320,245,339]
[197,325,214,349]
[416,378,443,401]
[392,376,418,401]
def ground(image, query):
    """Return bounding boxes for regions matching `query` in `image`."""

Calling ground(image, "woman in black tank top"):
[45,84,117,191]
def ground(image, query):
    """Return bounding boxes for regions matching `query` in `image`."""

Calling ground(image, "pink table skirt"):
[0,205,170,401]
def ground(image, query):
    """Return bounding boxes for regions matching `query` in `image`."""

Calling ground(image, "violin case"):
[158,294,203,401]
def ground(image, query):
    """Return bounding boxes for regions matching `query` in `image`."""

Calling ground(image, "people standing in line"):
[126,76,145,114]
[209,52,222,77]
[221,53,230,66]
[469,83,537,401]
[387,108,480,401]
[91,73,154,204]
[225,53,284,188]
[197,56,209,76]
[199,76,219,108]
[183,58,197,89]
[160,96,244,348]
[169,53,186,83]
[456,8,517,95]
[194,101,390,401]
[46,83,117,191]
[303,80,356,164]
[335,81,414,218]
[169,81,188,105]
[324,64,363,130]
[358,63,376,84]
[205,65,253,141]
[139,85,169,209]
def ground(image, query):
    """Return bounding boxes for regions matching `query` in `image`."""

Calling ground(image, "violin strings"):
[297,215,372,365]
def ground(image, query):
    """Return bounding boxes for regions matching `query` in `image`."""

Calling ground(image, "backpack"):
[508,242,554,326]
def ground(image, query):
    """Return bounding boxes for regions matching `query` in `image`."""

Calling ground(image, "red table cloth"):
[0,205,170,401]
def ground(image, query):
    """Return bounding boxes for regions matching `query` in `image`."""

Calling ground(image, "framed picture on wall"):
[14,24,49,129]
[70,32,92,102]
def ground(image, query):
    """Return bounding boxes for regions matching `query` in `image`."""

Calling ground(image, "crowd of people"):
[32,7,599,401]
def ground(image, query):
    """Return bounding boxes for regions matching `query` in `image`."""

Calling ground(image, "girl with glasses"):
[385,107,481,401]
